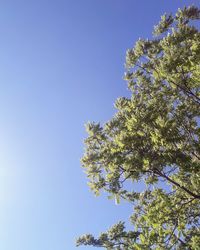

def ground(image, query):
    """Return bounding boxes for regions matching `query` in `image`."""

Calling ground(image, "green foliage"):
[76,222,140,249]
[77,6,200,249]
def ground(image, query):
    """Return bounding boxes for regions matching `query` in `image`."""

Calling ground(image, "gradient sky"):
[0,1,199,250]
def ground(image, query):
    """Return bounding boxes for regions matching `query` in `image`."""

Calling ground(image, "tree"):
[77,6,200,249]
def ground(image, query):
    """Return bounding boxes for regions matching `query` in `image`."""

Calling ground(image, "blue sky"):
[0,1,199,249]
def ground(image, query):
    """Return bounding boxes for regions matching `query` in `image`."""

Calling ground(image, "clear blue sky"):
[0,1,199,249]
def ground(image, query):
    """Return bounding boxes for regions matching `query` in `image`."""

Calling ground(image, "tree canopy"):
[77,6,200,250]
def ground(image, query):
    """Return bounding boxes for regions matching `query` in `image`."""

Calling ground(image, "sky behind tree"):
[0,1,199,249]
